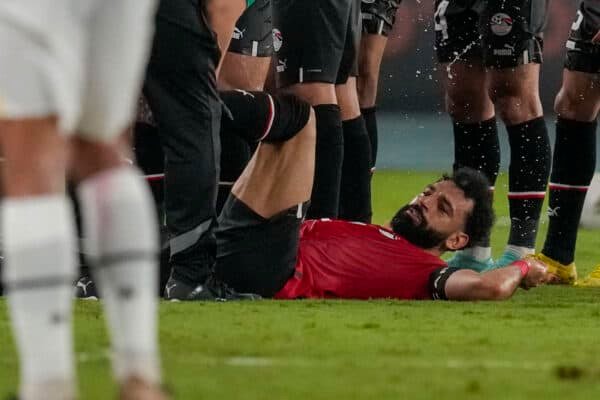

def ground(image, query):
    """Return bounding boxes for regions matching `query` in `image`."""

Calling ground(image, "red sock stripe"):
[507,191,546,199]
[144,173,165,182]
[548,182,589,192]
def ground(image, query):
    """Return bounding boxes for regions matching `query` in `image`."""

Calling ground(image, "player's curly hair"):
[443,168,495,247]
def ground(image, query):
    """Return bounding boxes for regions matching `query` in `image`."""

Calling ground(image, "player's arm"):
[430,258,549,301]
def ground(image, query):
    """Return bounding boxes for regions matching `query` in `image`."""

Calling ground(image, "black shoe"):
[74,275,99,300]
[164,275,261,301]
[163,275,196,301]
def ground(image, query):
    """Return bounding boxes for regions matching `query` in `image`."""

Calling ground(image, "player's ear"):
[444,231,469,251]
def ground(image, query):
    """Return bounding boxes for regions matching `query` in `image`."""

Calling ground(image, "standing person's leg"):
[482,0,551,266]
[143,0,222,298]
[537,71,599,283]
[0,118,76,400]
[0,3,80,398]
[273,0,350,219]
[358,0,401,167]
[68,0,168,397]
[337,0,373,222]
[145,0,257,301]
[337,78,373,222]
[434,0,499,270]
[537,1,600,285]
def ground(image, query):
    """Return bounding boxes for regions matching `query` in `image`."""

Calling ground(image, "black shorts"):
[273,0,360,87]
[361,0,401,37]
[228,0,274,57]
[434,0,548,69]
[564,0,600,73]
[215,196,308,297]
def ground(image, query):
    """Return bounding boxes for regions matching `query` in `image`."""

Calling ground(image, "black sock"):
[220,90,270,143]
[542,118,597,264]
[339,116,373,222]
[361,107,378,168]
[220,91,311,144]
[262,94,312,143]
[506,117,551,248]
[453,117,499,247]
[453,117,500,187]
[307,104,344,219]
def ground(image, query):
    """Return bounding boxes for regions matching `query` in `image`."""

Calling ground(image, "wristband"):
[512,260,530,278]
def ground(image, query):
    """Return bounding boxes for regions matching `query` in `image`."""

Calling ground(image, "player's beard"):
[390,204,448,250]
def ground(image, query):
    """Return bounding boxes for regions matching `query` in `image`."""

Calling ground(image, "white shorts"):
[0,0,156,141]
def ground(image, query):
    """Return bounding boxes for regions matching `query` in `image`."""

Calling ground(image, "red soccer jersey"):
[274,219,448,300]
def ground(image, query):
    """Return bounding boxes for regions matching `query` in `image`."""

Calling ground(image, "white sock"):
[461,246,492,262]
[504,244,534,259]
[1,195,77,399]
[77,166,161,384]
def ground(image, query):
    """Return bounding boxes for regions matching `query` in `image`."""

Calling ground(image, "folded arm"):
[430,258,549,301]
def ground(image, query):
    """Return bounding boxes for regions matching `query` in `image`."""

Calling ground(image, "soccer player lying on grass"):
[213,119,551,301]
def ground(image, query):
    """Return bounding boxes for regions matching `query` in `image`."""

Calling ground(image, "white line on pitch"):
[75,351,556,371]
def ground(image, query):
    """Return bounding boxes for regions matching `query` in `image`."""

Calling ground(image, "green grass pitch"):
[2,170,600,399]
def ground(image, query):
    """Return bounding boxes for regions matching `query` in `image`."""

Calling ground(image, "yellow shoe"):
[528,254,577,285]
[575,264,600,287]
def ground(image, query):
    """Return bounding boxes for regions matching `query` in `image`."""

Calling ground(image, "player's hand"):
[592,30,600,44]
[520,257,549,290]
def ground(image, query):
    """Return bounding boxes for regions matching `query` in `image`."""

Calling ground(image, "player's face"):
[392,180,474,250]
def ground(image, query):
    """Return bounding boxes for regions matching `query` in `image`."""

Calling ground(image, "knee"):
[488,85,541,125]
[357,74,378,108]
[445,86,491,122]
[286,83,337,106]
[0,118,69,195]
[70,136,126,182]
[554,88,600,121]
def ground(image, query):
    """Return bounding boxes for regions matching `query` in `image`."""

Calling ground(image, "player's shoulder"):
[300,219,380,236]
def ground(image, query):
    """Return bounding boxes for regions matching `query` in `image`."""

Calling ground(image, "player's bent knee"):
[266,94,313,143]
[270,106,315,170]
[220,90,311,144]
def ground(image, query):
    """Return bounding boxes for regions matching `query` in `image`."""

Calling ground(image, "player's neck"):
[422,247,444,258]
